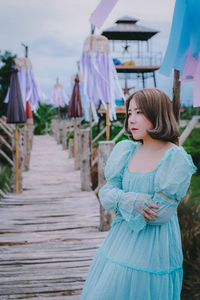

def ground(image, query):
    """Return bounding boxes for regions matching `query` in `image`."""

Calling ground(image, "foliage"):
[92,121,124,148]
[66,131,74,148]
[178,196,200,300]
[0,50,17,117]
[182,128,200,173]
[189,174,200,205]
[59,105,68,119]
[33,102,57,135]
[80,122,90,130]
[0,164,13,195]
[180,106,200,120]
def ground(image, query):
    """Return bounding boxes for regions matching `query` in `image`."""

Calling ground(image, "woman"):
[81,88,197,300]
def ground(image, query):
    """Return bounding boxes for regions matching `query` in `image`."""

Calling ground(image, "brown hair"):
[124,88,179,144]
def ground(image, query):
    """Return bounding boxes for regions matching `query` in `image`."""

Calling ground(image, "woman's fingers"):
[151,203,159,209]
[145,208,158,217]
[144,211,154,221]
[144,202,159,221]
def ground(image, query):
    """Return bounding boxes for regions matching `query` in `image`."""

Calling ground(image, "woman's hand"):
[144,203,159,221]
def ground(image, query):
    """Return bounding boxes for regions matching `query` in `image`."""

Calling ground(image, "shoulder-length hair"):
[124,88,179,144]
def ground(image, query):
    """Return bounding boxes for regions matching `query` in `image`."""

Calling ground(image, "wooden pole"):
[98,141,115,231]
[15,125,19,193]
[80,128,92,191]
[172,69,181,146]
[106,103,110,141]
[172,69,181,125]
[73,118,77,158]
[74,127,81,170]
[89,26,95,167]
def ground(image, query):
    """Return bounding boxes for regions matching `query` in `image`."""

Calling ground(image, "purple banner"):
[89,0,118,29]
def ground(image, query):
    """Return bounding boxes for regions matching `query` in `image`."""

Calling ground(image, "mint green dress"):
[81,140,197,300]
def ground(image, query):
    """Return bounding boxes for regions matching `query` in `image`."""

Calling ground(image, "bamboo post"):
[106,103,110,141]
[51,118,56,137]
[23,118,33,171]
[74,127,81,170]
[73,118,77,159]
[62,120,68,150]
[68,138,74,158]
[89,106,93,167]
[80,128,92,191]
[23,123,28,171]
[15,125,20,193]
[55,118,60,144]
[98,141,115,231]
[89,29,94,167]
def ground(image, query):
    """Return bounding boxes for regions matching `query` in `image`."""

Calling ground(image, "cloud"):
[1,0,193,106]
[31,36,81,57]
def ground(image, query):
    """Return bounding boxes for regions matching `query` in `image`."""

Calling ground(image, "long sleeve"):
[98,140,154,232]
[99,143,197,232]
[146,147,197,226]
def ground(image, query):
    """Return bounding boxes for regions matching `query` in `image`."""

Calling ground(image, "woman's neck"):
[142,136,173,151]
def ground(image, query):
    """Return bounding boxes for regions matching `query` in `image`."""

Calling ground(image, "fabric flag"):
[50,81,67,107]
[180,49,200,107]
[160,0,200,107]
[68,75,83,118]
[89,0,118,29]
[7,67,26,124]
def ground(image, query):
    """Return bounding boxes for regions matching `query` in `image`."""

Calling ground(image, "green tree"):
[0,50,17,117]
[33,102,57,135]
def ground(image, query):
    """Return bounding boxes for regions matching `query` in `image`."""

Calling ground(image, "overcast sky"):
[0,0,193,105]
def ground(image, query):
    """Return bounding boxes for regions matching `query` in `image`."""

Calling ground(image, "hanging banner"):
[89,0,118,29]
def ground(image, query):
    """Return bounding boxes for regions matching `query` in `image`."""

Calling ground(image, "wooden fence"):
[0,118,34,195]
[51,116,200,230]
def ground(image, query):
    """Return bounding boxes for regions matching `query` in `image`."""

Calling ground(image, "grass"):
[0,164,13,196]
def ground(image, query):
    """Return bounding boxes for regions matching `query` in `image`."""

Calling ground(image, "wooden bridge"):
[0,135,107,300]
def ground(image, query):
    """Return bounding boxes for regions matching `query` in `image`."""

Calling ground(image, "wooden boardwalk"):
[0,135,107,300]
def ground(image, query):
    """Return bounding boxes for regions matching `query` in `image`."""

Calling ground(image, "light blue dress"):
[81,140,197,300]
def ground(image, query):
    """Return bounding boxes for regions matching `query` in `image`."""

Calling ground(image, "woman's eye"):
[136,111,142,114]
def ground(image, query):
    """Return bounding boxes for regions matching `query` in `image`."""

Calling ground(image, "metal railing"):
[113,51,162,66]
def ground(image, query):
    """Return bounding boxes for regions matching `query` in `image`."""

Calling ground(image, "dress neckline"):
[126,143,179,175]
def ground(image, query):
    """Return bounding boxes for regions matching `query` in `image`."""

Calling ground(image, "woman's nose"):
[129,115,136,123]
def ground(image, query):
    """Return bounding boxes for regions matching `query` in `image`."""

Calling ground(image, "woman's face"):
[128,98,153,140]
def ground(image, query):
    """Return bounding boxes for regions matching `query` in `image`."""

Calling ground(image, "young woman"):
[81,88,197,300]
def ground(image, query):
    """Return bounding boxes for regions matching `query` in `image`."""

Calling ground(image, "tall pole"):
[21,43,28,58]
[106,103,110,141]
[15,125,19,193]
[73,118,77,158]
[172,69,181,145]
[89,24,95,166]
[172,69,181,124]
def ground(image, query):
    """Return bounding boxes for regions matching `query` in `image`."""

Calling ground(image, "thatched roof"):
[102,16,158,41]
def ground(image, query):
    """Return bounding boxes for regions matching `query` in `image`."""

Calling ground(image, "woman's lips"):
[131,128,138,131]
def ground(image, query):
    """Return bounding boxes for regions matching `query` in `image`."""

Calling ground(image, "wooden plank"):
[179,116,200,145]
[0,135,106,299]
[92,127,106,144]
[112,127,125,143]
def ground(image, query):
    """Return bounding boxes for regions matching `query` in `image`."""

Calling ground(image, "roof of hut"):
[102,16,158,41]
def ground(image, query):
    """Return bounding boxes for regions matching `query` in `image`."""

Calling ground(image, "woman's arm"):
[99,179,158,222]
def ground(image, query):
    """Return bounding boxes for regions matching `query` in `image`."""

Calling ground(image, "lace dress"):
[80,140,197,300]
